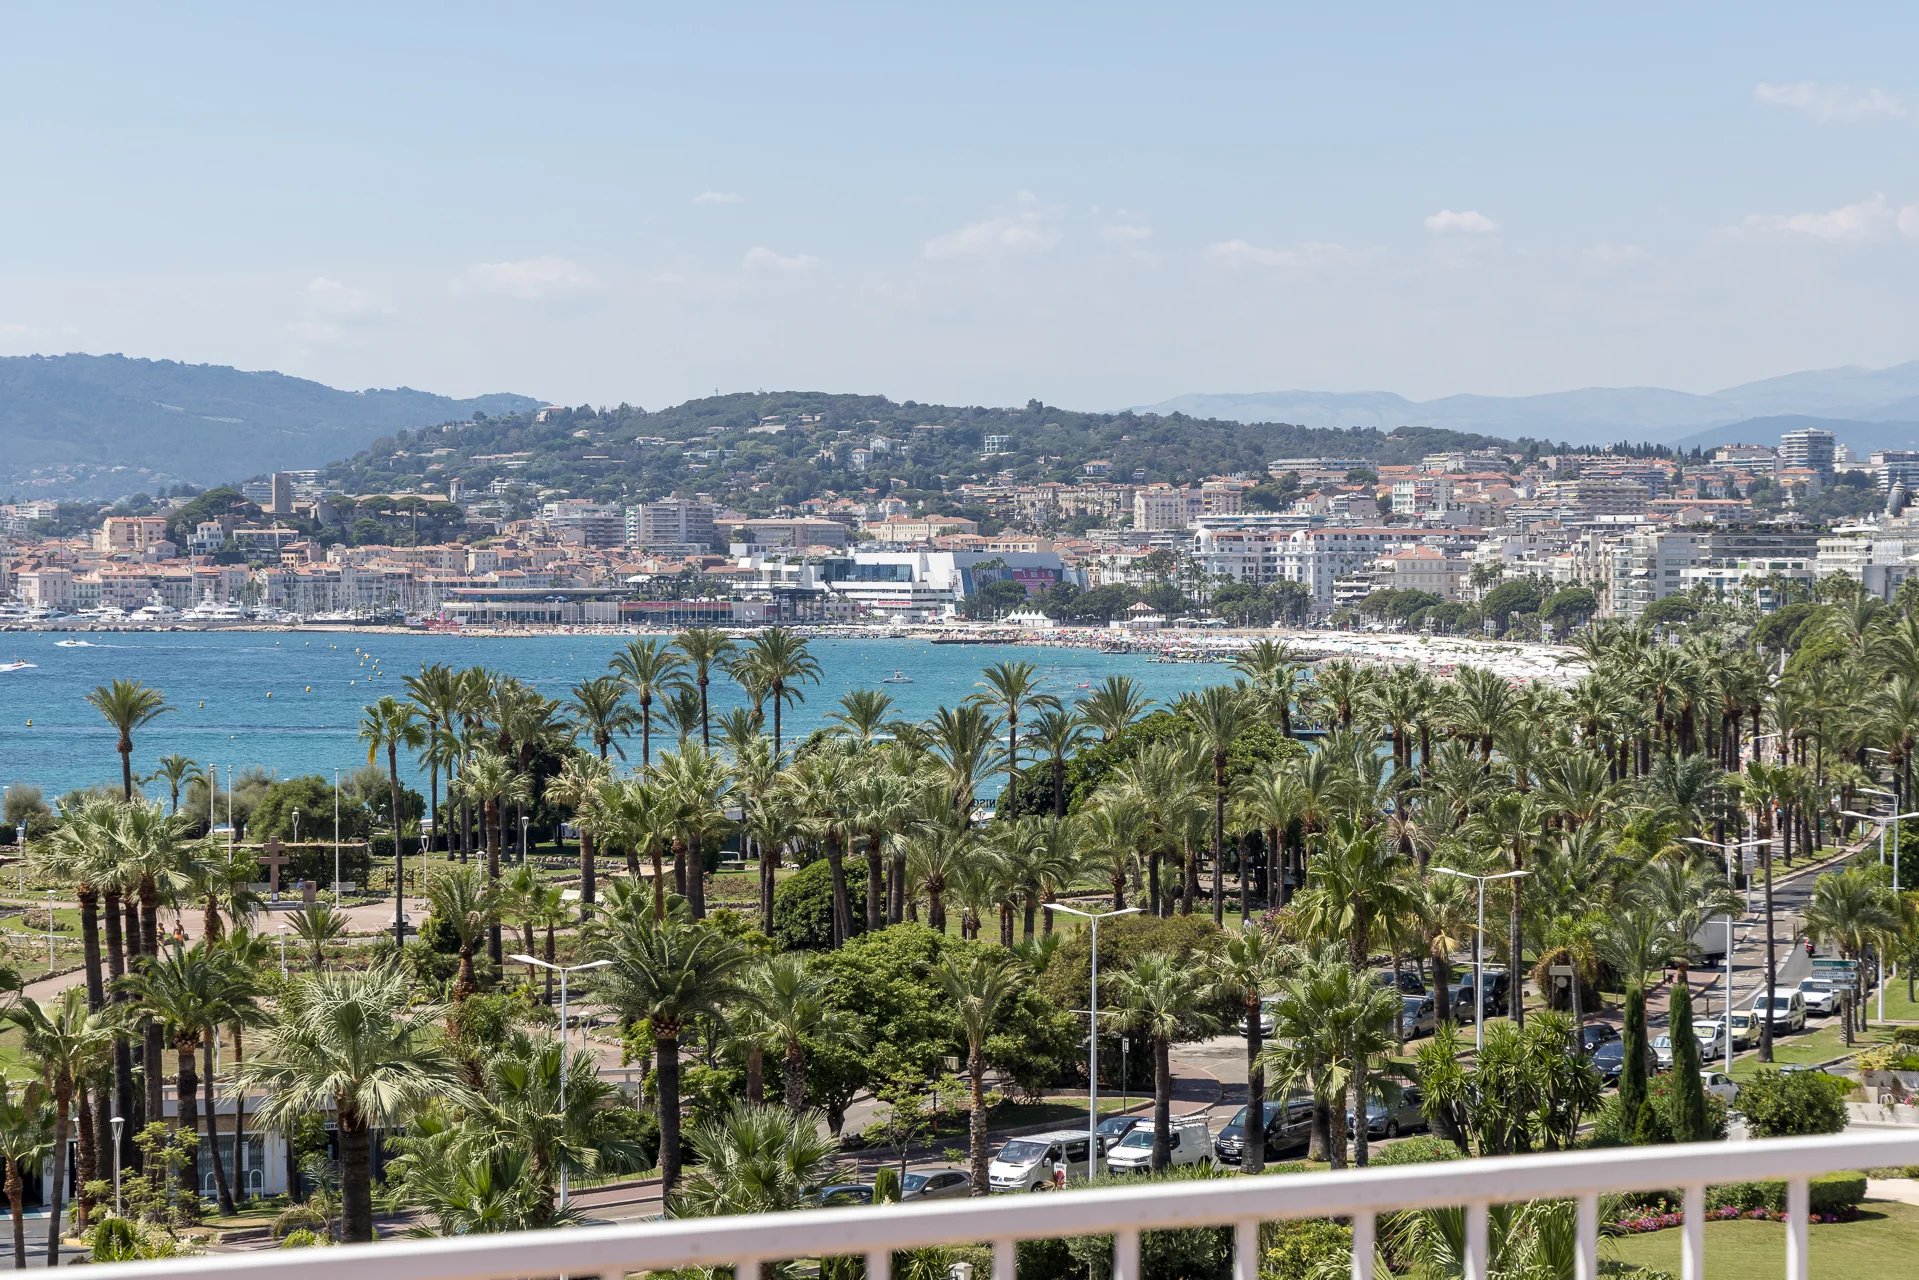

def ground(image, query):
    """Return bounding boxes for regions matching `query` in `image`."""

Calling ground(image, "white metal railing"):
[75,1132,1919,1280]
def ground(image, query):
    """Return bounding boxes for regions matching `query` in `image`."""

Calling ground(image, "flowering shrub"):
[1610,1204,1860,1234]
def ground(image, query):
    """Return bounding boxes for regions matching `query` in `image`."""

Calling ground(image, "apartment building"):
[95,516,172,556]
[539,500,625,548]
[1375,546,1470,600]
[625,499,717,551]
[1780,428,1836,480]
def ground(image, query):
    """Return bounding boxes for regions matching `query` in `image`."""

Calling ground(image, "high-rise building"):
[267,472,294,515]
[625,499,718,551]
[1779,428,1836,479]
[1872,451,1919,494]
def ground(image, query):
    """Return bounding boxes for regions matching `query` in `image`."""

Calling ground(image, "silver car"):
[900,1169,971,1201]
[1347,1085,1425,1139]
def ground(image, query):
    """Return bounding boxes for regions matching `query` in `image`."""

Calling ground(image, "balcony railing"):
[77,1131,1919,1280]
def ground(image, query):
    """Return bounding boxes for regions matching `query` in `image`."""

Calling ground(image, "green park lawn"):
[1730,1020,1886,1082]
[1604,1199,1919,1277]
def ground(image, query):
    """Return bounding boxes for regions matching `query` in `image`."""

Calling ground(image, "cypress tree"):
[1620,986,1652,1141]
[1668,982,1711,1141]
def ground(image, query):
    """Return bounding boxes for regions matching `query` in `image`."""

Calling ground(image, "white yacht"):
[182,591,251,625]
[128,592,181,625]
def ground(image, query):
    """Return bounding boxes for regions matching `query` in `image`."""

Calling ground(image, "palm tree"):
[0,1081,50,1270]
[567,676,638,762]
[10,988,114,1260]
[1108,952,1217,1170]
[591,912,755,1197]
[1805,866,1902,1045]
[452,749,524,966]
[545,753,612,913]
[1077,674,1150,742]
[674,1103,843,1280]
[85,679,171,800]
[359,696,426,948]
[610,637,688,768]
[652,744,734,921]
[731,628,820,756]
[785,745,859,944]
[189,840,265,941]
[404,663,463,853]
[236,964,469,1242]
[936,949,1022,1193]
[907,822,974,933]
[1467,793,1544,1025]
[1204,930,1282,1172]
[1258,946,1399,1168]
[1027,707,1088,818]
[1234,638,1301,738]
[147,753,198,816]
[826,688,897,746]
[970,661,1058,814]
[927,702,1002,820]
[1180,685,1249,924]
[286,901,348,973]
[675,627,737,748]
[746,954,865,1111]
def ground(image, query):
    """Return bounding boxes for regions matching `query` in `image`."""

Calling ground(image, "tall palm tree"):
[935,949,1022,1193]
[926,702,1002,820]
[731,628,820,757]
[404,663,463,853]
[1203,930,1283,1172]
[1233,639,1301,739]
[652,744,734,921]
[147,753,198,816]
[784,744,859,944]
[1258,946,1398,1169]
[1077,674,1150,742]
[1467,793,1544,1025]
[610,637,688,768]
[1804,866,1902,1045]
[1108,952,1217,1170]
[906,822,974,933]
[567,675,638,762]
[970,661,1059,814]
[0,1080,50,1270]
[1180,685,1249,924]
[591,912,755,1197]
[826,688,897,747]
[745,954,865,1111]
[452,749,524,966]
[9,988,114,1260]
[1027,707,1088,818]
[85,679,171,800]
[359,696,426,948]
[236,964,469,1242]
[545,753,612,912]
[675,627,737,748]
[426,865,498,1002]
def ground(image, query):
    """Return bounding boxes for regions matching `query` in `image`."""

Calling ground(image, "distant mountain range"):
[0,354,540,500]
[1135,361,1919,453]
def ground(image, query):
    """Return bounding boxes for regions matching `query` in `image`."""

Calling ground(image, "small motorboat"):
[881,669,913,684]
[0,659,35,672]
[55,638,96,648]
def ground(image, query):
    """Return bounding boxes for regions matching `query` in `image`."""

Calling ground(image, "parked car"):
[1691,1019,1723,1059]
[814,1183,874,1206]
[1798,977,1841,1016]
[1400,994,1437,1038]
[1700,1071,1739,1105]
[1579,1023,1620,1056]
[1258,996,1280,1037]
[1451,971,1511,1020]
[1591,1037,1656,1086]
[1106,1117,1213,1173]
[1097,1114,1148,1148]
[1651,1034,1674,1070]
[1214,1097,1315,1166]
[1722,1011,1761,1050]
[1751,988,1807,1035]
[900,1169,971,1201]
[1347,1085,1425,1139]
[1375,968,1427,996]
[988,1131,1099,1193]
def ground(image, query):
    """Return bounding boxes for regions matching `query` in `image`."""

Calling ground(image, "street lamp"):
[14,821,24,892]
[1043,903,1140,1167]
[1434,868,1529,1051]
[44,888,53,971]
[510,955,613,1207]
[293,808,302,845]
[278,922,289,979]
[110,1115,124,1215]
[521,815,531,865]
[1683,836,1767,913]
[333,767,342,901]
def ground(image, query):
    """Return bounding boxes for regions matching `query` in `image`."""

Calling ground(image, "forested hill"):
[0,354,540,499]
[323,391,1567,511]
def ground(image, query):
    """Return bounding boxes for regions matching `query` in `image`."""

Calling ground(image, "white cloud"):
[693,191,744,204]
[1724,194,1919,243]
[924,198,1063,259]
[1203,239,1358,270]
[1754,81,1906,124]
[1423,209,1501,235]
[741,246,820,273]
[458,256,605,300]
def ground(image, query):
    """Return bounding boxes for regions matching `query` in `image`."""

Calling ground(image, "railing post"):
[1575,1193,1598,1280]
[993,1236,1015,1280]
[1464,1202,1490,1280]
[1234,1219,1261,1280]
[733,1260,758,1280]
[1114,1228,1141,1280]
[1350,1211,1375,1280]
[865,1249,892,1280]
[1786,1177,1810,1280]
[1682,1184,1705,1280]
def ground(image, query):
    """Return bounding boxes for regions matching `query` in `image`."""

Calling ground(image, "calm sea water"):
[0,631,1228,797]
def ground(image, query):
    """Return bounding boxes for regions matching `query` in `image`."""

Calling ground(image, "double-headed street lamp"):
[1043,903,1139,1169]
[1842,804,1919,1021]
[1683,835,1768,913]
[1433,868,1528,1051]
[511,955,613,1207]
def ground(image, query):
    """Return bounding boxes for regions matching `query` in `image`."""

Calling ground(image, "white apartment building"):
[539,500,625,548]
[626,499,717,552]
[1375,546,1469,600]
[1815,526,1919,601]
[1133,485,1194,532]
[1780,428,1836,479]
[1275,528,1447,612]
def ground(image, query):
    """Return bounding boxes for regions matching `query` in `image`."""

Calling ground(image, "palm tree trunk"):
[745,1046,764,1105]
[173,1039,200,1208]
[1211,764,1226,925]
[783,1044,806,1112]
[45,1086,69,1264]
[73,1080,95,1231]
[1151,1036,1172,1171]
[687,835,708,921]
[485,800,503,967]
[967,1045,988,1194]
[339,1110,374,1243]
[1508,859,1526,1028]
[1244,1004,1265,1174]
[6,1160,24,1270]
[929,883,947,933]
[119,739,134,801]
[865,835,885,932]
[580,827,597,917]
[103,889,137,1172]
[203,1039,235,1214]
[139,885,164,1131]
[388,746,407,950]
[232,1025,248,1202]
[1350,1065,1370,1167]
[889,845,907,926]
[656,1033,685,1197]
[825,834,852,947]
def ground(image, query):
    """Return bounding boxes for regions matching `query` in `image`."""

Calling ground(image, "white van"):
[1751,987,1807,1034]
[987,1130,1099,1193]
[1105,1116,1212,1174]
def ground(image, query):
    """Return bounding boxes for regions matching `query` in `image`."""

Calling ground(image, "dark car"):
[1214,1096,1315,1165]
[1450,970,1511,1019]
[1097,1114,1148,1147]
[1374,969,1427,996]
[1579,1023,1620,1056]
[814,1183,874,1206]
[1591,1038,1656,1086]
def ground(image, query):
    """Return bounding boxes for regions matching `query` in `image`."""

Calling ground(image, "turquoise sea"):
[0,631,1230,797]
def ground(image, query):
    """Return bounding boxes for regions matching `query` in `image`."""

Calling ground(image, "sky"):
[3,3,1919,411]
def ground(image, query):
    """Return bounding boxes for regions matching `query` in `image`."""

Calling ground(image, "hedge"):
[1705,1172,1866,1215]
[1368,1135,1463,1167]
